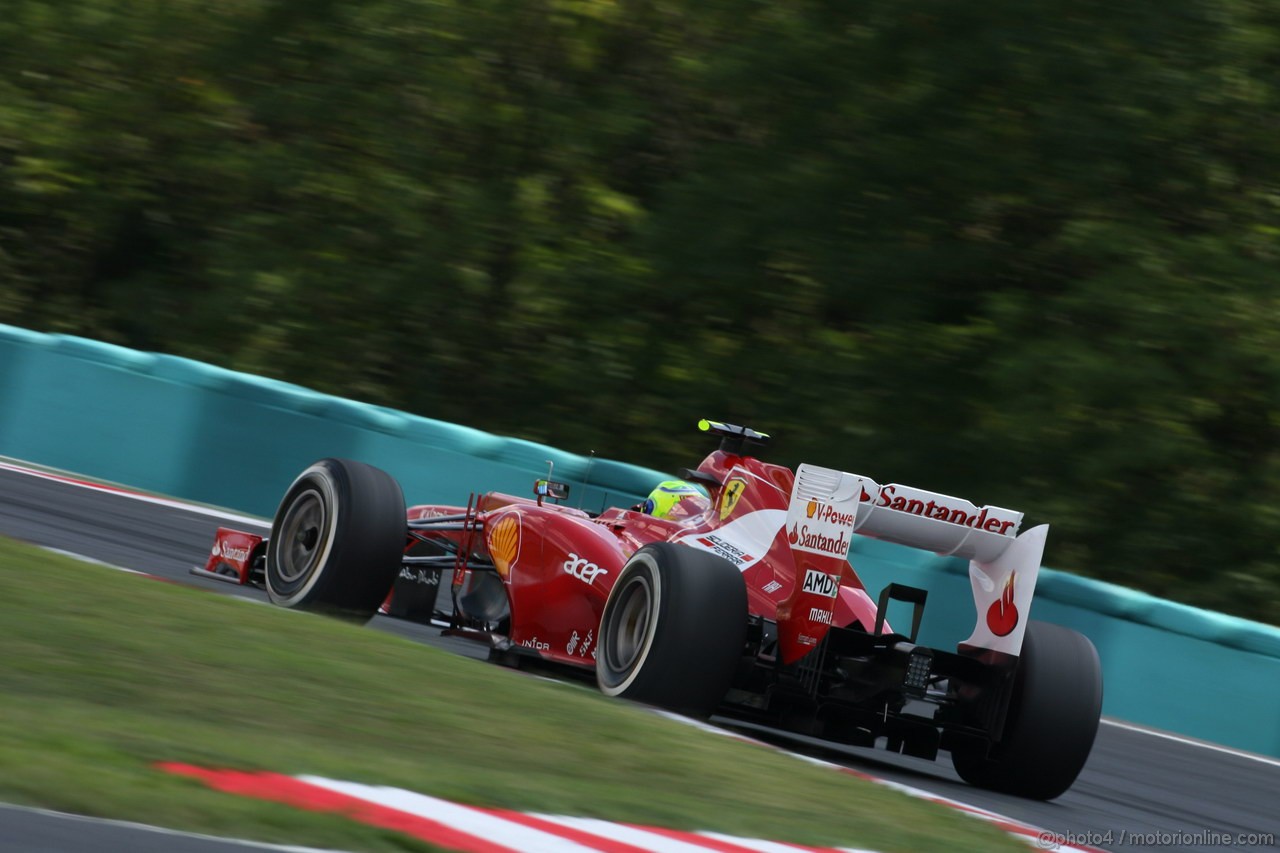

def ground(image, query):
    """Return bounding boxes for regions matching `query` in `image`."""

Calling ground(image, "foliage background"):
[3,0,1278,624]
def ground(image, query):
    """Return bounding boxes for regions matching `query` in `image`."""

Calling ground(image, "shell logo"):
[487,513,521,578]
[806,499,819,519]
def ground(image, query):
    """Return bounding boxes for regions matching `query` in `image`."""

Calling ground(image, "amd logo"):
[801,569,839,598]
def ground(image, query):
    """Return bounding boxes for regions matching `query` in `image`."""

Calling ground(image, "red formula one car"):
[196,420,1103,800]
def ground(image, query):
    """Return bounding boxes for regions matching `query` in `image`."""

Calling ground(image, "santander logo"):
[986,573,1019,637]
[212,541,251,563]
[870,484,1018,536]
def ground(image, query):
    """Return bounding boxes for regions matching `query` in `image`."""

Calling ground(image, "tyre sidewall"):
[264,458,405,620]
[266,461,343,607]
[597,542,746,716]
[598,550,664,696]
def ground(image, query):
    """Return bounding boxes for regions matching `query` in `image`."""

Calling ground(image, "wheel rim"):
[276,488,328,584]
[605,574,653,674]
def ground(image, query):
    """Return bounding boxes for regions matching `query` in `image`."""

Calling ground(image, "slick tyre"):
[597,542,747,717]
[951,621,1103,800]
[265,458,405,622]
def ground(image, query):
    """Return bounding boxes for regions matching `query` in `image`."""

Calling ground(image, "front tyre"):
[951,621,1103,800]
[597,542,747,717]
[265,458,405,622]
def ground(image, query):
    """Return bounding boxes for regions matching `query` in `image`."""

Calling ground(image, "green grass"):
[0,536,1024,852]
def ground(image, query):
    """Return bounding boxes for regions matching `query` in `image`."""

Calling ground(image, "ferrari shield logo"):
[720,478,748,520]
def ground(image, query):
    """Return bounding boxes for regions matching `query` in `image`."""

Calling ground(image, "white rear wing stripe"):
[851,476,1021,564]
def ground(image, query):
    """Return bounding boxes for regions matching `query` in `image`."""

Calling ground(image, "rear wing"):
[793,464,1046,656]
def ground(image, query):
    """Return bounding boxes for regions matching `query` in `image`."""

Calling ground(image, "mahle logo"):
[808,607,833,625]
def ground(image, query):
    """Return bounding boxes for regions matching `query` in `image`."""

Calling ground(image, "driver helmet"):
[642,480,710,519]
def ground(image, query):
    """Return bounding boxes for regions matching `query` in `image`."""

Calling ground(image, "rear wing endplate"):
[797,464,1046,656]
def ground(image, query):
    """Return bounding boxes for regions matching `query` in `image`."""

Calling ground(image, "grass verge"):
[0,536,1024,852]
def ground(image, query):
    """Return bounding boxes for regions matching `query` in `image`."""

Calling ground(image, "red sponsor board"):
[203,528,263,583]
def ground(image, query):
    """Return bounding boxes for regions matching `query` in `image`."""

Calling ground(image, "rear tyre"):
[951,621,1103,800]
[265,458,405,622]
[596,542,747,717]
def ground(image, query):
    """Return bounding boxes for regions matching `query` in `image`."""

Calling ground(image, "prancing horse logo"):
[720,478,748,520]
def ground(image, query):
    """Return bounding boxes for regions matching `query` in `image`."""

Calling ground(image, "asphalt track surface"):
[1,463,1278,853]
[0,803,335,853]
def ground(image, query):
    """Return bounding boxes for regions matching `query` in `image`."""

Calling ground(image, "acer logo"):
[564,554,608,584]
[801,569,839,598]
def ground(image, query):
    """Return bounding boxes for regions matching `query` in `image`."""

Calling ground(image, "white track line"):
[1099,719,1280,769]
[39,547,149,575]
[531,815,733,853]
[699,832,876,853]
[299,778,596,853]
[0,459,268,528]
[166,765,882,853]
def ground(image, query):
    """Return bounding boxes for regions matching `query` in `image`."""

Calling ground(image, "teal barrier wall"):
[2,323,1278,757]
[0,325,667,516]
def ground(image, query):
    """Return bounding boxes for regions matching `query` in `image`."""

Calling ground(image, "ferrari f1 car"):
[196,420,1102,800]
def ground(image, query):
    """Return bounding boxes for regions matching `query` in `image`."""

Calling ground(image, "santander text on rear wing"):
[791,464,1047,658]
